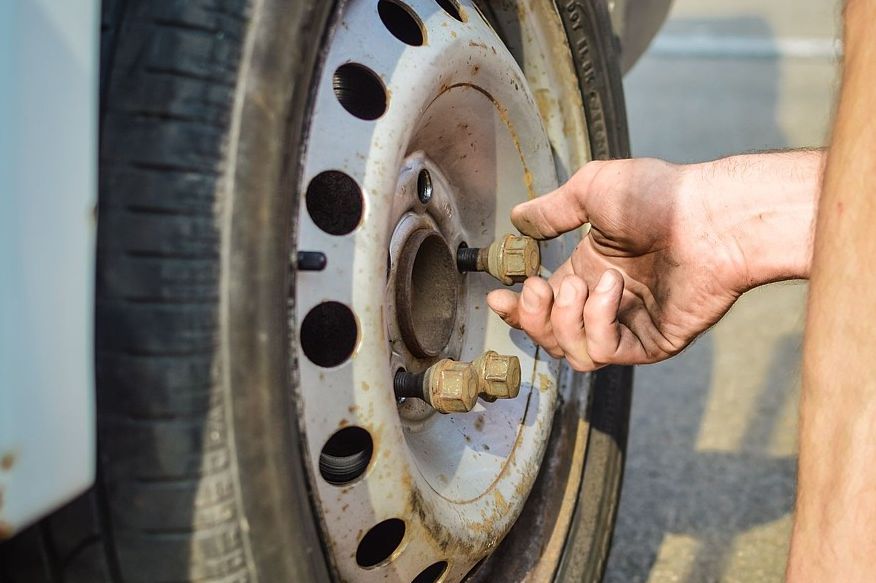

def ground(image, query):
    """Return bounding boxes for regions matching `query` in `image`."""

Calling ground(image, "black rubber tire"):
[0,1,631,582]
[1,0,333,581]
[554,2,634,579]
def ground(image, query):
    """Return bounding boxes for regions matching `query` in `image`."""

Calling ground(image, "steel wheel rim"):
[294,1,592,580]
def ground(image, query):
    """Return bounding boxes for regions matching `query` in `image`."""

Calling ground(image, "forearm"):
[790,1,876,580]
[687,150,823,292]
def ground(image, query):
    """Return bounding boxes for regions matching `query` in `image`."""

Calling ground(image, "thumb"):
[511,161,605,239]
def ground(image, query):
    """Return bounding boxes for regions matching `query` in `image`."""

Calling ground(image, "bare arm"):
[789,1,876,579]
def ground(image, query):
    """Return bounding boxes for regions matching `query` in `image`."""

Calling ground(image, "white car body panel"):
[0,0,99,536]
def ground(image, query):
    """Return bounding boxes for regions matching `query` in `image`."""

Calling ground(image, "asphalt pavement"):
[603,1,839,581]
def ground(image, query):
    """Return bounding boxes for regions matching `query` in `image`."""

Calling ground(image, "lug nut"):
[426,359,480,413]
[393,351,522,413]
[394,360,478,414]
[473,351,522,401]
[457,234,540,285]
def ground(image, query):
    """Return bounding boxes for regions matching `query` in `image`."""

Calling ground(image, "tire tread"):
[0,1,253,582]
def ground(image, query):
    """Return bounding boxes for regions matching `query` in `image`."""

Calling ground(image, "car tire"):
[0,1,631,582]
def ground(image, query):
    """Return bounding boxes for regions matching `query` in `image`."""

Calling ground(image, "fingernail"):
[556,279,576,307]
[596,271,617,293]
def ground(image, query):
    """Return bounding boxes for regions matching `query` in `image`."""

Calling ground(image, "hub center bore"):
[395,228,459,358]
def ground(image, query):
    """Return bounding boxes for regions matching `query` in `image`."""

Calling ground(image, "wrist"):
[685,150,823,292]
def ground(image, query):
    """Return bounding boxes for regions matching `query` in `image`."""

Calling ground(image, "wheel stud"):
[297,250,327,271]
[393,369,426,400]
[456,234,540,285]
[394,351,522,413]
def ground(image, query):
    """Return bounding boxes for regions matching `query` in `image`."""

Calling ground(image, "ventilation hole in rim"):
[300,301,358,367]
[333,63,388,120]
[378,0,425,46]
[417,169,433,204]
[305,170,363,236]
[357,519,406,568]
[319,426,373,485]
[411,561,449,583]
[435,0,464,21]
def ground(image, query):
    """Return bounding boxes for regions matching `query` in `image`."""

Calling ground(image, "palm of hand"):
[569,220,741,361]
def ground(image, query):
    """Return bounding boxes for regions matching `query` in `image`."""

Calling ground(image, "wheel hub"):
[395,227,458,358]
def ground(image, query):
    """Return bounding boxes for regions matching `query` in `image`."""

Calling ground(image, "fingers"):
[487,260,572,329]
[582,269,623,360]
[551,276,596,371]
[551,270,631,370]
[488,269,642,370]
[486,278,563,357]
[511,161,605,239]
[582,269,641,365]
[486,289,521,328]
[548,271,636,370]
[517,279,563,358]
[487,268,651,369]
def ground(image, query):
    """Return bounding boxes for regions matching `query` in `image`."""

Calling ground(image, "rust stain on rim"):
[1,451,16,471]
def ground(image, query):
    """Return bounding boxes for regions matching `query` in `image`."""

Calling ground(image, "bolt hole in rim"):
[300,301,358,368]
[416,168,433,204]
[378,0,427,46]
[319,426,374,485]
[306,170,364,236]
[435,0,465,22]
[412,561,450,583]
[296,0,587,579]
[332,63,389,120]
[356,518,407,568]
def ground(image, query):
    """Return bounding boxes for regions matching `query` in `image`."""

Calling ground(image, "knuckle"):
[566,355,595,372]
[533,206,559,237]
[546,347,565,359]
[585,339,615,365]
[576,159,607,182]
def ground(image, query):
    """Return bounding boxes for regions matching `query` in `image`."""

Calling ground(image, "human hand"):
[487,153,819,371]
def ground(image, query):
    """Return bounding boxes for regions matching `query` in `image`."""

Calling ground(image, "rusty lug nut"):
[393,353,520,412]
[473,351,522,402]
[393,359,479,414]
[456,234,540,285]
[426,359,479,413]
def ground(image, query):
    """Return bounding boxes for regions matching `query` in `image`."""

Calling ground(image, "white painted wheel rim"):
[294,1,591,580]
